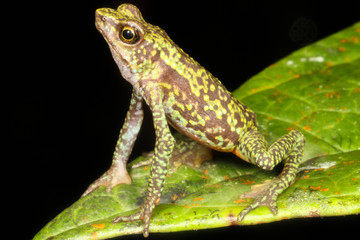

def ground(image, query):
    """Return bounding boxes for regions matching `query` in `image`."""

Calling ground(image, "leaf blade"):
[34,22,360,240]
[34,151,360,239]
[234,22,360,160]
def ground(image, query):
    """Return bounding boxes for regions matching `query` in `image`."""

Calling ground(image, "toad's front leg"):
[82,90,143,197]
[113,83,175,237]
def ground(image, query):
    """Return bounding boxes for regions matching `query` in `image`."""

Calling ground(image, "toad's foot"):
[237,180,281,221]
[112,210,148,236]
[82,165,131,197]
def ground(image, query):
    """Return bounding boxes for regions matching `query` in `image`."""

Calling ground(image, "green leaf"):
[233,22,360,161]
[34,22,360,240]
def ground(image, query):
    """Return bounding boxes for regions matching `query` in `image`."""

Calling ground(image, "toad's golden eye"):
[119,26,139,44]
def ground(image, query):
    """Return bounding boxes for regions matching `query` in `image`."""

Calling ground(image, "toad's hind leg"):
[131,133,213,169]
[234,129,305,221]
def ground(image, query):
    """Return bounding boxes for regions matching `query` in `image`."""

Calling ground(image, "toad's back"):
[156,50,257,152]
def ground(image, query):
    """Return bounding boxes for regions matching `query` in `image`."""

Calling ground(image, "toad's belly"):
[165,105,240,152]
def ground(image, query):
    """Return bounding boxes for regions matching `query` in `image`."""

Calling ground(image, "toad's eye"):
[119,26,139,44]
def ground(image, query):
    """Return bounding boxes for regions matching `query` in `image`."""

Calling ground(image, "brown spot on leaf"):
[228,213,238,225]
[201,175,210,180]
[310,185,321,190]
[91,223,105,229]
[193,197,203,202]
[234,198,247,204]
[303,125,311,131]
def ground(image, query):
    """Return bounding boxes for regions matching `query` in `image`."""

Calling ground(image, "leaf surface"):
[34,22,360,240]
[233,22,360,160]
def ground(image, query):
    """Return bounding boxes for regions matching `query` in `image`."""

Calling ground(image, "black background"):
[8,0,359,239]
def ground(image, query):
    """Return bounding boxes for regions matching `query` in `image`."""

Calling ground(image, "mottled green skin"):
[84,4,305,237]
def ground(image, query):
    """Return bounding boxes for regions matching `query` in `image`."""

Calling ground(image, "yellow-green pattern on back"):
[83,4,306,237]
